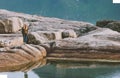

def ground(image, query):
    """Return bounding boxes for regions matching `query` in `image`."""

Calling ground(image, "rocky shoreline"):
[0,9,120,71]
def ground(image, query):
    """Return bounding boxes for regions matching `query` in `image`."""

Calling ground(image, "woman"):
[22,24,28,43]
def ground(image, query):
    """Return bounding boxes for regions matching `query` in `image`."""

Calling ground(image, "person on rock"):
[21,24,29,44]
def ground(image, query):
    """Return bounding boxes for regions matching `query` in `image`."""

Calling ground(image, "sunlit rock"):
[31,44,47,57]
[0,44,47,72]
[0,34,23,47]
[52,28,120,52]
[0,17,23,33]
[0,9,120,63]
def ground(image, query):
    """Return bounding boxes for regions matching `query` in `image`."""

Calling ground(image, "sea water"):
[0,0,120,24]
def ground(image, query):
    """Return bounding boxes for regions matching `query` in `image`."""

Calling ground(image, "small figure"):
[22,24,29,44]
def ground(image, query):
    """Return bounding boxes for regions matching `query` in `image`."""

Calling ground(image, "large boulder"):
[52,28,120,52]
[47,28,120,61]
[0,44,46,72]
[0,17,23,33]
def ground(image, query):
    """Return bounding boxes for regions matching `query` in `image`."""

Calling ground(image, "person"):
[22,24,29,44]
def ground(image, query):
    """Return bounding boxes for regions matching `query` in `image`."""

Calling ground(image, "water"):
[0,0,120,24]
[1,60,120,78]
[33,64,120,78]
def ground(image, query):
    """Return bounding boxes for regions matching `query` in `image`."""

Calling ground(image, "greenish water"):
[0,0,120,24]
[33,64,120,78]
[1,63,120,78]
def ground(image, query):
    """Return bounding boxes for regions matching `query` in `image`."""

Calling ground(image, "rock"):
[30,20,97,36]
[1,9,120,63]
[0,17,23,33]
[105,22,120,32]
[96,20,120,32]
[37,30,62,40]
[0,9,39,22]
[40,43,51,53]
[28,30,63,44]
[31,45,47,57]
[0,20,5,33]
[62,29,77,38]
[0,44,47,71]
[40,41,55,53]
[96,20,115,27]
[52,28,120,53]
[0,9,98,36]
[0,34,23,47]
[0,48,7,51]
[28,29,77,45]
[28,32,48,44]
[5,17,23,33]
[78,25,98,36]
[46,28,120,61]
[20,44,43,59]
